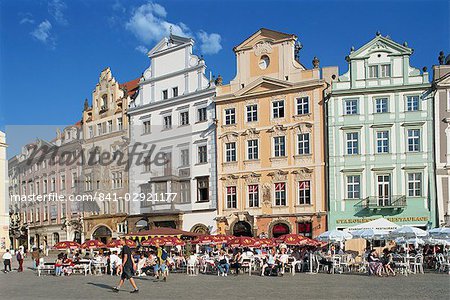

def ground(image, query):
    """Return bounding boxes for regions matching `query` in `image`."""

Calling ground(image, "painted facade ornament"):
[254,42,273,56]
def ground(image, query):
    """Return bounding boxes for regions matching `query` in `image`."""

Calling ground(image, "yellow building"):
[215,29,327,238]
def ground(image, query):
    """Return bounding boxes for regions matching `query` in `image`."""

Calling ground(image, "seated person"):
[217,250,230,276]
[276,246,290,275]
[230,250,243,276]
[316,250,333,274]
[261,248,278,276]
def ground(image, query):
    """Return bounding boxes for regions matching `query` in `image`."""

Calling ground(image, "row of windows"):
[225,181,311,209]
[21,172,78,195]
[142,107,207,133]
[367,64,391,79]
[344,129,421,155]
[344,173,423,200]
[142,145,208,174]
[224,134,311,162]
[85,171,124,191]
[224,96,310,125]
[88,118,123,138]
[162,87,179,100]
[343,95,420,115]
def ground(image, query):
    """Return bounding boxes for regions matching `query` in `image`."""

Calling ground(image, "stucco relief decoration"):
[369,41,388,53]
[292,122,312,134]
[241,128,260,138]
[219,132,238,143]
[261,183,272,207]
[242,172,261,184]
[254,41,273,56]
[292,168,312,180]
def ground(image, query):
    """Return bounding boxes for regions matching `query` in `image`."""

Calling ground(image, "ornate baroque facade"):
[81,68,138,243]
[327,33,436,230]
[215,29,327,238]
[127,34,217,234]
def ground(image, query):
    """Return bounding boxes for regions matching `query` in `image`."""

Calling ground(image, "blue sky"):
[0,0,449,154]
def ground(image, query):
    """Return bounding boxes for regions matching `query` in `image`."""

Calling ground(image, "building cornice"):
[215,79,324,103]
[139,64,205,87]
[331,83,431,96]
[128,87,215,116]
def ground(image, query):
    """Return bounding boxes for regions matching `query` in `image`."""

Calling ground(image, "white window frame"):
[225,142,237,162]
[406,95,420,112]
[296,96,310,115]
[344,99,358,115]
[298,180,311,205]
[224,108,236,125]
[273,136,286,157]
[375,97,389,113]
[376,130,389,154]
[297,133,310,155]
[272,100,285,119]
[226,186,237,209]
[248,184,259,208]
[246,104,258,122]
[346,175,361,199]
[346,132,359,155]
[407,129,421,152]
[274,182,286,206]
[407,172,422,197]
[247,139,259,160]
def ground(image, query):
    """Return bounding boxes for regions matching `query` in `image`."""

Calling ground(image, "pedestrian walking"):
[16,247,24,272]
[113,238,139,293]
[2,249,12,273]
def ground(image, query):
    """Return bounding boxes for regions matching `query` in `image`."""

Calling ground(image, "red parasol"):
[192,235,229,245]
[141,236,173,247]
[106,239,137,248]
[255,238,278,248]
[277,234,321,247]
[53,241,80,250]
[81,239,106,249]
[228,236,257,247]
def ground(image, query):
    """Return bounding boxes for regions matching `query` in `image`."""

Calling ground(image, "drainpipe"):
[323,81,331,232]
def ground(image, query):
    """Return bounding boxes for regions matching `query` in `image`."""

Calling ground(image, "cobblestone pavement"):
[0,260,448,300]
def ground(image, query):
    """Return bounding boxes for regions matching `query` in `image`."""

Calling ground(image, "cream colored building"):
[0,131,9,253]
[81,67,138,243]
[215,29,328,238]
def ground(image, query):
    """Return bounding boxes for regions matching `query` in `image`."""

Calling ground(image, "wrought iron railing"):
[355,195,407,210]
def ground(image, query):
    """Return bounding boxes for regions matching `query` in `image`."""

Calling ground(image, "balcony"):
[356,195,407,211]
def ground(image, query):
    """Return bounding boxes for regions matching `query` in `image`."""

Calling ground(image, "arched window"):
[232,221,253,237]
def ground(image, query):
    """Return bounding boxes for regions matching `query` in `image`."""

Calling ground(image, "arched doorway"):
[271,223,290,238]
[232,221,253,237]
[190,224,210,234]
[92,225,112,244]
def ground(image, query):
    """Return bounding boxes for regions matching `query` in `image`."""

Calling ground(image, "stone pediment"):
[234,28,295,52]
[349,35,412,60]
[235,77,293,97]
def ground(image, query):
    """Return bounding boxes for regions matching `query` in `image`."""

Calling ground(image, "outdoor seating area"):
[33,223,450,279]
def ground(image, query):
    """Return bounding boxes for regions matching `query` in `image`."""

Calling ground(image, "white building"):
[128,34,217,234]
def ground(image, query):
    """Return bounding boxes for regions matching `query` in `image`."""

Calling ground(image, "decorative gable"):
[348,34,412,60]
[235,77,293,96]
[234,28,296,52]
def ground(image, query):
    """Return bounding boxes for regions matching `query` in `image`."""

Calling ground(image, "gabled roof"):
[234,28,296,52]
[234,76,294,96]
[348,34,413,60]
[120,78,140,97]
[148,34,193,57]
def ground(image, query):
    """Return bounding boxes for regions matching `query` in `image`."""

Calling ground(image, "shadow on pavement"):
[87,282,115,290]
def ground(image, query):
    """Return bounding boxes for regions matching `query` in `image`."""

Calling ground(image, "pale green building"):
[327,33,436,230]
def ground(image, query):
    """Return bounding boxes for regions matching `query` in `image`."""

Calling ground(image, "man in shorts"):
[113,238,139,293]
